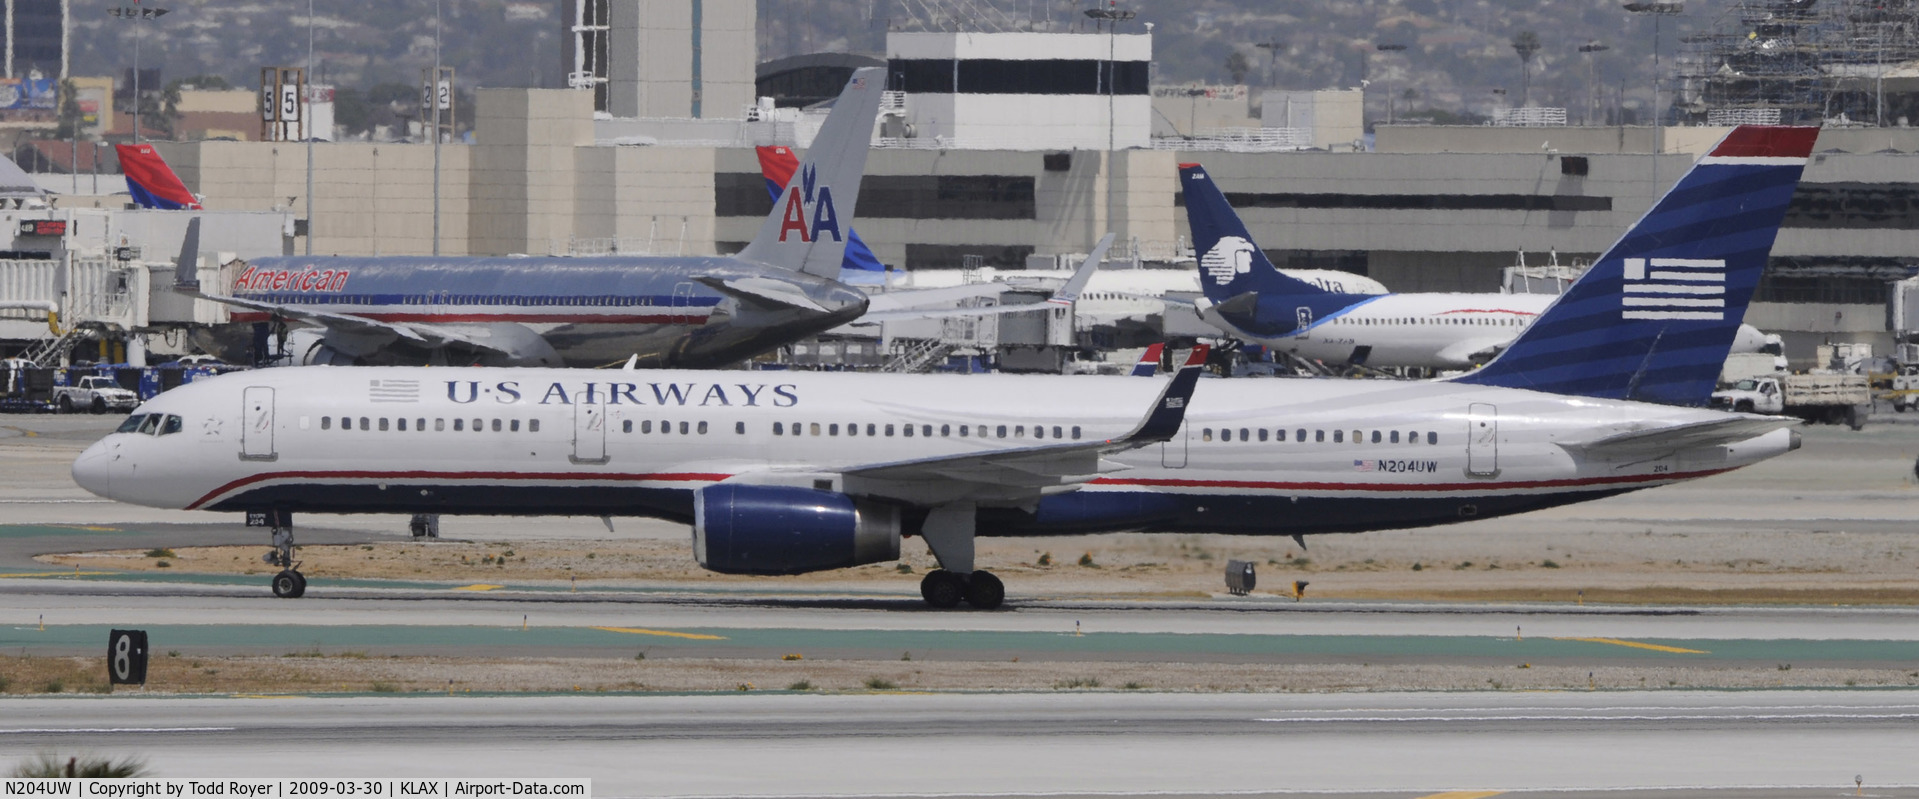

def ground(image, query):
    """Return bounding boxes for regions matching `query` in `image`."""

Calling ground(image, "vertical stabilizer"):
[737,68,884,279]
[1452,126,1818,405]
[755,144,887,283]
[1178,163,1329,302]
[116,144,202,210]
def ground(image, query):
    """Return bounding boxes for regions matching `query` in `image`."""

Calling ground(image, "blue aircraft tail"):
[1452,126,1819,406]
[1179,163,1331,302]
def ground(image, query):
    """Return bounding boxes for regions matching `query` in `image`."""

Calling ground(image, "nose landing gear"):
[265,523,306,598]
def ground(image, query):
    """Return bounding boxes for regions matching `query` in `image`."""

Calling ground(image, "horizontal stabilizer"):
[695,276,831,313]
[1435,337,1511,368]
[1557,416,1795,457]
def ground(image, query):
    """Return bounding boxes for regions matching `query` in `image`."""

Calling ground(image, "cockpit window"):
[116,414,147,433]
[159,415,183,435]
[136,415,162,435]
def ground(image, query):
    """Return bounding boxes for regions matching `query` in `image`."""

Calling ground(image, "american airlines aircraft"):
[72,126,1817,609]
[183,69,888,369]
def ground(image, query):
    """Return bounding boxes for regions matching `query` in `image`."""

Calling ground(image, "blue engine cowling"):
[692,484,901,575]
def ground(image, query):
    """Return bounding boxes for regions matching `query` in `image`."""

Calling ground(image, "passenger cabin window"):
[698,421,708,435]
[379,418,390,431]
[1427,431,1438,445]
[529,419,540,433]
[436,418,446,432]
[319,416,331,431]
[1072,426,1081,440]
[511,420,521,432]
[454,419,464,431]
[773,422,784,435]
[735,422,745,435]
[622,420,633,434]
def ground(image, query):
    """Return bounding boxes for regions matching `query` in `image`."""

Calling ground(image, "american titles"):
[233,264,350,293]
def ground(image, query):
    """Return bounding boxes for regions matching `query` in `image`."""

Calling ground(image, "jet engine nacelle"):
[691,484,900,575]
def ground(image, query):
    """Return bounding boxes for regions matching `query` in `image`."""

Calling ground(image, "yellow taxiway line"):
[1553,637,1709,654]
[592,626,727,641]
[452,584,504,591]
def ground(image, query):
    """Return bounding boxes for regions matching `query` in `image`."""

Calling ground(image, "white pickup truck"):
[1711,373,1871,430]
[52,375,139,414]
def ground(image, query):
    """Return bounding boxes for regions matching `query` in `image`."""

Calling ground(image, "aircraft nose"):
[71,440,116,499]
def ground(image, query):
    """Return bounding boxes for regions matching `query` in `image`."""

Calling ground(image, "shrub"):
[144,548,175,559]
[787,680,812,691]
[10,753,149,778]
[1037,552,1052,567]
[863,677,897,690]
[1078,552,1096,567]
[1541,559,1561,569]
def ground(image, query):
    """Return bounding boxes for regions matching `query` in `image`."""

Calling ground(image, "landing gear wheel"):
[963,570,1004,610]
[920,570,965,609]
[272,569,306,598]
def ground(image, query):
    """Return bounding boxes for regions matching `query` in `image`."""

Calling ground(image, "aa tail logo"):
[1622,258,1726,321]
[776,163,842,244]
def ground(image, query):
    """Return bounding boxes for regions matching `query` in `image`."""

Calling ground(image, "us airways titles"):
[446,379,799,408]
[775,163,843,243]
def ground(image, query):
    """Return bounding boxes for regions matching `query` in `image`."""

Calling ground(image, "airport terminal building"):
[4,13,1917,366]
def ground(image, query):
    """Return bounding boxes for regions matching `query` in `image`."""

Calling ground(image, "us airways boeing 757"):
[184,69,888,369]
[73,126,1816,608]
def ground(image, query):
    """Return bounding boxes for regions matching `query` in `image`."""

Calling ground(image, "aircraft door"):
[240,386,276,461]
[1160,421,1188,468]
[1465,402,1498,477]
[673,282,696,311]
[1294,306,1313,336]
[571,397,608,464]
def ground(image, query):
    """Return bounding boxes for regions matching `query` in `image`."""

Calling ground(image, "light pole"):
[1254,40,1281,87]
[1375,43,1406,125]
[1084,3,1134,248]
[305,0,314,255]
[108,4,169,142]
[1579,42,1610,125]
[1624,3,1682,148]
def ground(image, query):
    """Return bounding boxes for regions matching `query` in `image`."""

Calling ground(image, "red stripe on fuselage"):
[227,312,710,325]
[187,465,1732,511]
[186,470,732,510]
[1091,466,1734,493]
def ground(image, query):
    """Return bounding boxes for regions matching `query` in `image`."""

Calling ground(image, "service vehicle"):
[1711,373,1871,429]
[53,375,139,414]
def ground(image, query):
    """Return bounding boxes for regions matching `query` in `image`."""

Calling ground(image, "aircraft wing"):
[863,284,1012,313]
[855,234,1112,324]
[186,288,553,361]
[839,362,1201,501]
[1437,336,1515,367]
[1556,416,1797,457]
[186,289,432,343]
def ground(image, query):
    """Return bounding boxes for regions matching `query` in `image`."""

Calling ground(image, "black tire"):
[272,570,303,599]
[963,571,1005,610]
[920,570,964,609]
[1734,400,1754,414]
[290,571,307,597]
[57,395,72,414]
[90,397,106,414]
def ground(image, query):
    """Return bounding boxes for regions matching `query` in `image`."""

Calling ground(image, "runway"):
[6,414,1919,795]
[3,691,1916,797]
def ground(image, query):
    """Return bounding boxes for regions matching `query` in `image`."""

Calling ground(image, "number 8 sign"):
[108,629,149,686]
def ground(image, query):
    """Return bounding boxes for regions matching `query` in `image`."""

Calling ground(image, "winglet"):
[1047,233,1114,307]
[173,216,202,293]
[1120,362,1204,445]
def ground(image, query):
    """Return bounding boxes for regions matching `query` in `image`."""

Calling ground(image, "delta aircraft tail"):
[737,67,884,280]
[1453,126,1819,406]
[757,145,886,284]
[1179,163,1329,302]
[116,143,201,210]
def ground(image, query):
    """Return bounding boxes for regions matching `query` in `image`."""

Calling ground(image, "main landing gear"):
[265,523,306,598]
[919,569,1004,610]
[913,501,1003,610]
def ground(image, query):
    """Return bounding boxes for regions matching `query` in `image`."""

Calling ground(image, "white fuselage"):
[74,366,1795,540]
[890,268,1387,328]
[1214,293,1560,370]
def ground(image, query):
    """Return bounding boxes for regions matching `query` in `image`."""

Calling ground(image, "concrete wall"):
[470,88,594,255]
[158,140,470,256]
[608,0,755,119]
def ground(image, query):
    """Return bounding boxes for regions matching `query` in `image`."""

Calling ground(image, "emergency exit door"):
[572,398,608,464]
[1465,403,1498,477]
[241,386,276,461]
[1160,422,1189,468]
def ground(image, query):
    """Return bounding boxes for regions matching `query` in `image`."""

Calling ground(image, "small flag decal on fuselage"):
[369,379,421,403]
[1622,257,1726,320]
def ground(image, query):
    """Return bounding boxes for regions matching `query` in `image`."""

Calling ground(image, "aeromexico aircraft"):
[184,68,888,370]
[1182,159,1768,371]
[73,126,1818,608]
